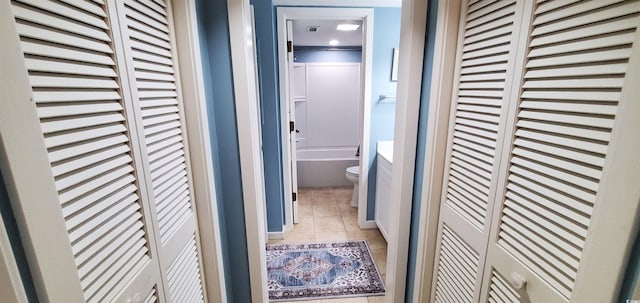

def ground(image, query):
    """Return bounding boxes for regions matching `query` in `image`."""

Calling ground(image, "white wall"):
[295,63,361,155]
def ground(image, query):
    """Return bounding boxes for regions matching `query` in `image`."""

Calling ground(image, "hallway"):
[269,187,388,302]
[2,0,639,301]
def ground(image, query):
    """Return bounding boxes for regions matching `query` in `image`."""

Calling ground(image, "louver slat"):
[487,271,521,303]
[130,39,173,58]
[20,41,113,66]
[58,0,106,17]
[16,0,108,29]
[128,0,168,25]
[15,23,112,54]
[496,1,640,299]
[145,287,159,303]
[11,5,110,41]
[167,236,205,303]
[75,218,144,267]
[435,225,480,303]
[125,4,169,33]
[10,1,152,302]
[127,18,171,43]
[25,55,116,75]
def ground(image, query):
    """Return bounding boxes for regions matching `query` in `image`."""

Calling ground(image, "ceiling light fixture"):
[329,39,340,46]
[336,24,360,31]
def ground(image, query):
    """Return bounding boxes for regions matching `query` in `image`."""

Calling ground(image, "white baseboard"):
[359,220,378,229]
[284,223,293,232]
[268,231,286,240]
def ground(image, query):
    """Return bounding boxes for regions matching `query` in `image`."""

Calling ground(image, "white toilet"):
[345,166,360,207]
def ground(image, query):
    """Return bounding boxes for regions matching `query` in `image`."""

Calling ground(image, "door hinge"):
[287,41,292,53]
[289,121,295,132]
[292,192,297,201]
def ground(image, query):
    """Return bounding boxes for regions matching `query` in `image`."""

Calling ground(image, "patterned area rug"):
[266,240,385,301]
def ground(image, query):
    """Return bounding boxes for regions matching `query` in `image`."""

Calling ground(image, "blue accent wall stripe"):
[294,49,362,63]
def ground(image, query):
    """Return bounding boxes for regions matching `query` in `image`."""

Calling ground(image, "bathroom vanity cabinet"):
[375,141,393,242]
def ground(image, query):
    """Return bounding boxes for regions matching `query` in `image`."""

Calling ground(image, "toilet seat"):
[345,166,360,208]
[346,166,359,177]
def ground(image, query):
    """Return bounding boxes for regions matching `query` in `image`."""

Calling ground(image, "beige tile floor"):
[268,187,389,303]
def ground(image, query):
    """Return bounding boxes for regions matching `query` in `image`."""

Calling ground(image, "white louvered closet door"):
[430,0,528,302]
[5,0,163,302]
[113,0,206,302]
[481,1,640,302]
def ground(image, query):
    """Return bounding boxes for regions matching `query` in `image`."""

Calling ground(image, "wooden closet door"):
[113,0,206,302]
[2,0,163,301]
[430,0,529,302]
[481,1,640,302]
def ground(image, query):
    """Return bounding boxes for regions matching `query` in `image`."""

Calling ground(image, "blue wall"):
[254,5,402,229]
[366,7,402,220]
[196,0,252,301]
[404,0,438,301]
[620,226,640,301]
[0,172,37,302]
[294,47,362,63]
[253,0,286,233]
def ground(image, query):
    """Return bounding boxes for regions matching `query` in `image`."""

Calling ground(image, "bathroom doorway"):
[290,20,363,211]
[277,8,377,234]
[272,6,401,302]
[230,0,428,300]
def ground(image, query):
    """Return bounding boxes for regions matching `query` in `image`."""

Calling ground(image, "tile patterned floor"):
[268,187,389,303]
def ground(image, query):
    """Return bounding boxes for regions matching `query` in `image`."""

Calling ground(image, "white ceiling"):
[292,20,363,47]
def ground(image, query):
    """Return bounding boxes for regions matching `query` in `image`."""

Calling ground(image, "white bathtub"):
[296,147,359,188]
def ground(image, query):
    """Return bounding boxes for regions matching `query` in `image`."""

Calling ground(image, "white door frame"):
[227,0,270,302]
[287,20,299,228]
[172,1,228,302]
[409,0,460,301]
[230,0,428,301]
[0,6,30,303]
[383,0,430,301]
[278,0,427,303]
[277,7,376,231]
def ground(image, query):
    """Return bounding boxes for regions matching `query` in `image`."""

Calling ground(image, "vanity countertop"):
[377,141,393,163]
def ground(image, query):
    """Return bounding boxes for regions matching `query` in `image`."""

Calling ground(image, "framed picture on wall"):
[391,48,399,81]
